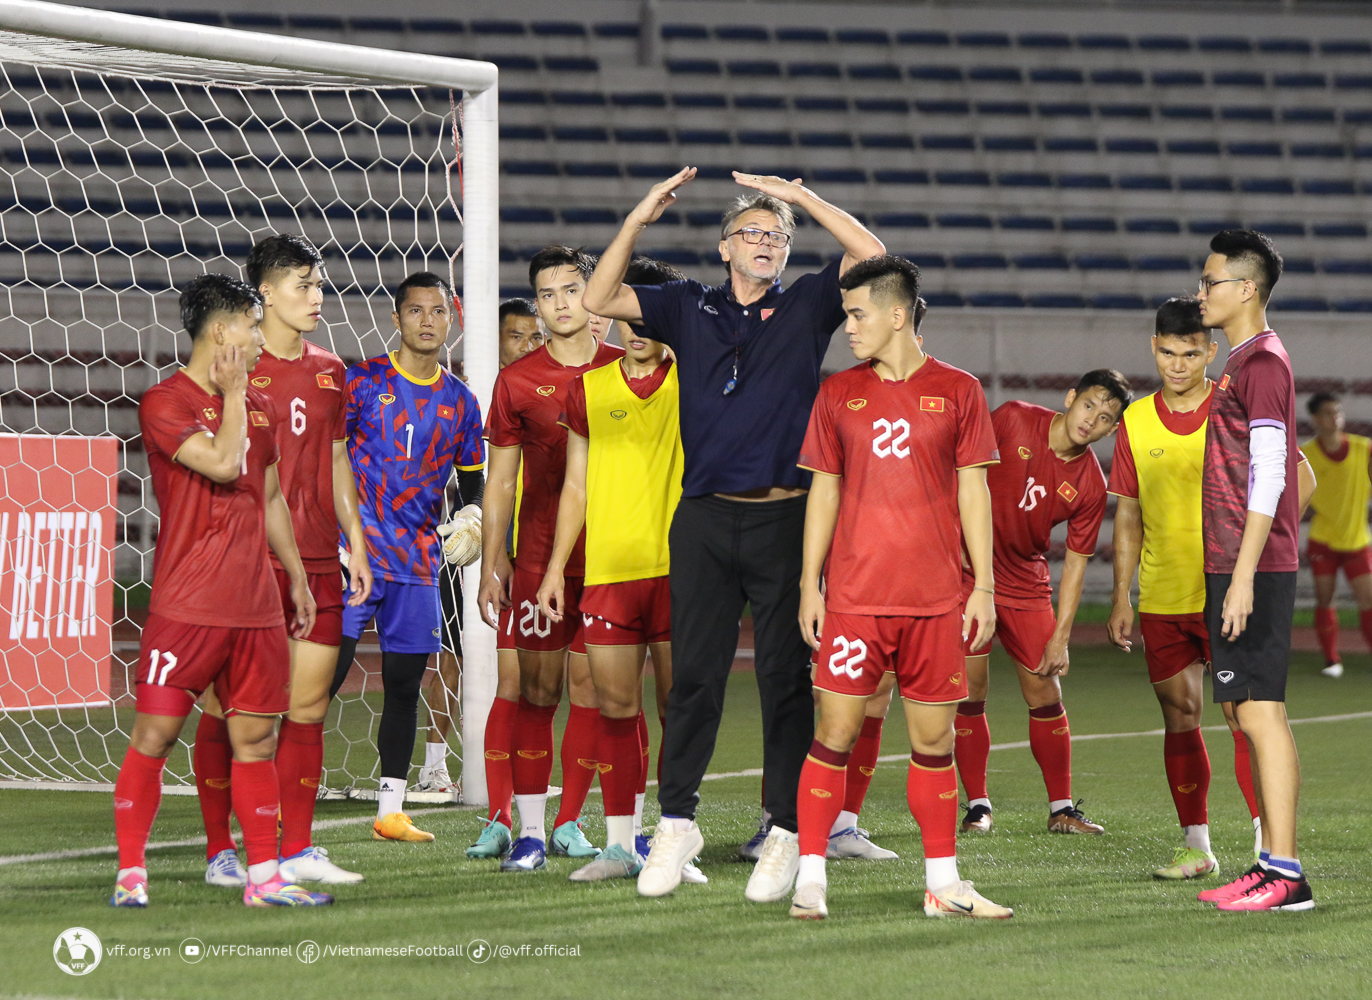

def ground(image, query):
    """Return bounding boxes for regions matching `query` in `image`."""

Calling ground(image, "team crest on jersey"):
[316,373,336,389]
[1057,481,1078,502]
[536,385,556,396]
[250,411,269,427]
[1150,448,1164,458]
[437,404,455,420]
[1018,446,1032,460]
[379,393,396,405]
[920,396,946,412]
[846,398,867,410]
[610,409,627,420]
[250,376,271,387]
[761,308,775,321]
[1219,374,1231,390]
[202,408,218,422]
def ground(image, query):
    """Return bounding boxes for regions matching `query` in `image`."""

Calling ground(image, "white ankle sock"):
[797,854,827,889]
[969,797,992,810]
[925,855,959,892]
[633,793,645,836]
[606,815,635,853]
[377,777,405,818]
[1049,798,1073,815]
[1183,824,1211,853]
[116,866,147,882]
[424,741,445,768]
[248,859,279,885]
[830,809,859,836]
[515,793,547,843]
[659,815,695,834]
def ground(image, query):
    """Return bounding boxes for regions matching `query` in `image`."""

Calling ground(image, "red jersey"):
[485,339,623,575]
[974,401,1107,609]
[1203,330,1300,574]
[138,371,283,628]
[798,357,998,616]
[249,340,347,573]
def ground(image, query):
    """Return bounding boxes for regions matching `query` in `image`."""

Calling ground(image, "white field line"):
[2,710,1368,868]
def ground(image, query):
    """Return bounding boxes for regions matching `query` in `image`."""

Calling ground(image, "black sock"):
[377,652,430,779]
[329,636,360,702]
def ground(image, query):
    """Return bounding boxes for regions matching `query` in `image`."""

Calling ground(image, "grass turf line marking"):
[3,710,1368,868]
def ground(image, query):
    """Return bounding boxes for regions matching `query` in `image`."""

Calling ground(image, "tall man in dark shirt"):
[584,168,884,902]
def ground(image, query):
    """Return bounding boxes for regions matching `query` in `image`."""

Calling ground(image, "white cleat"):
[277,845,365,884]
[826,826,899,860]
[637,820,705,898]
[1322,663,1344,678]
[790,881,828,920]
[744,826,799,903]
[923,879,1014,919]
[205,848,247,887]
[681,860,709,884]
[415,762,459,797]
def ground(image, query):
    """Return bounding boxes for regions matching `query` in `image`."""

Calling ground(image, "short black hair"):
[624,256,686,286]
[913,296,928,333]
[837,254,921,315]
[528,245,597,290]
[393,271,453,314]
[1154,296,1206,339]
[179,273,262,342]
[244,233,323,290]
[498,297,536,325]
[1075,368,1133,415]
[1209,229,1283,303]
[1307,390,1341,416]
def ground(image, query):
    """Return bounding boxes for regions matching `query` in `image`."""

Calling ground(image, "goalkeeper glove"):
[436,504,482,566]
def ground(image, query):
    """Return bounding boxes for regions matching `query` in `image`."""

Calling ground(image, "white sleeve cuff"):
[1247,423,1287,517]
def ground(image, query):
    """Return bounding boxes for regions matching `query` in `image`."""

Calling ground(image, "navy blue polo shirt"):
[633,258,845,497]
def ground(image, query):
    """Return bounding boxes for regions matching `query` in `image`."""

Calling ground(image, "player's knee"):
[130,729,178,759]
[910,730,955,757]
[814,716,861,754]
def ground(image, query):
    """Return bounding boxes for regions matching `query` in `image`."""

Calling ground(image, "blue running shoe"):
[636,834,651,858]
[111,871,148,908]
[739,816,771,861]
[466,818,513,859]
[205,848,247,887]
[500,836,548,872]
[550,820,599,858]
[242,880,334,907]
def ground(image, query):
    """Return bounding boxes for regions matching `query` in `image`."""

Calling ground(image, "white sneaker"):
[923,879,1013,919]
[278,845,365,884]
[827,827,899,860]
[637,820,705,897]
[205,848,246,887]
[1322,663,1344,678]
[744,826,799,903]
[790,881,828,919]
[415,762,458,795]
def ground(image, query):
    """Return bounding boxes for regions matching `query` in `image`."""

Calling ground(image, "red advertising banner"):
[0,434,118,710]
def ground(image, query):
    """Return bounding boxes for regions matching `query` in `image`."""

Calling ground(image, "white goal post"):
[0,0,499,805]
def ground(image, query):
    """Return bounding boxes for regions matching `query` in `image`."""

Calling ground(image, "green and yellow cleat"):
[1153,846,1219,880]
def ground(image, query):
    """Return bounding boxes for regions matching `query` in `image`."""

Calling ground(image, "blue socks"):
[1267,854,1303,879]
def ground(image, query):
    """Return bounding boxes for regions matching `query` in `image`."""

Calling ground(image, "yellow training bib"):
[1301,434,1372,552]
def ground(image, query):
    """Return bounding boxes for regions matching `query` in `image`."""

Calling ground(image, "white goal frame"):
[0,0,500,806]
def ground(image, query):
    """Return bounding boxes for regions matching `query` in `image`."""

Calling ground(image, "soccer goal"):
[0,0,500,805]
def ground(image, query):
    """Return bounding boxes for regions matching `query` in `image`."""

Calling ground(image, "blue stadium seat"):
[789,62,842,77]
[411,18,463,33]
[551,91,606,105]
[1063,217,1117,231]
[1076,254,1131,270]
[1100,103,1152,118]
[1292,142,1346,158]
[923,293,964,307]
[850,64,902,80]
[501,207,555,224]
[922,135,976,149]
[789,252,824,266]
[954,254,1009,268]
[674,94,727,107]
[1000,216,1056,230]
[874,212,930,227]
[811,168,868,183]
[968,293,1025,307]
[1168,140,1220,155]
[1222,106,1275,120]
[736,96,786,109]
[910,66,964,81]
[667,59,721,74]
[1139,36,1191,51]
[896,31,951,46]
[471,20,524,35]
[1346,110,1372,124]
[685,211,722,227]
[1179,176,1234,191]
[855,98,909,112]
[562,208,619,224]
[1259,38,1313,54]
[983,136,1038,150]
[1031,68,1085,84]
[1029,294,1088,308]
[796,97,849,111]
[615,128,671,143]
[1153,70,1205,86]
[554,126,609,142]
[905,253,947,267]
[1045,137,1098,152]
[1161,106,1214,119]
[646,249,703,266]
[1092,70,1145,85]
[776,27,829,43]
[1254,221,1305,235]
[1335,74,1372,89]
[500,125,547,140]
[936,213,994,228]
[739,130,793,146]
[1228,141,1282,156]
[1324,40,1372,54]
[487,54,538,71]
[798,132,852,147]
[861,134,915,149]
[728,61,782,76]
[594,23,640,38]
[1092,294,1149,309]
[1333,299,1372,312]
[837,29,890,45]
[1189,219,1241,234]
[1313,222,1366,237]
[1213,71,1266,87]
[531,20,584,36]
[227,13,284,27]
[1284,108,1336,122]
[916,100,971,114]
[171,11,225,26]
[1274,73,1327,88]
[1038,102,1091,116]
[1199,37,1252,52]
[874,169,930,183]
[957,33,1011,47]
[1271,298,1330,312]
[969,66,1023,82]
[1106,138,1159,154]
[716,25,769,41]
[1135,256,1191,271]
[999,172,1053,187]
[1078,35,1131,49]
[503,160,559,175]
[545,56,598,72]
[1303,179,1356,194]
[612,93,667,107]
[564,163,621,177]
[1059,173,1112,188]
[1126,219,1182,233]
[977,101,1033,115]
[1323,260,1372,275]
[936,170,992,185]
[677,129,731,144]
[662,24,708,40]
[1015,253,1071,269]
[1020,34,1072,49]
[500,90,546,104]
[1282,258,1317,273]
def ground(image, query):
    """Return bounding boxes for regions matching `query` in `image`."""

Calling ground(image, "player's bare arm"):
[536,428,590,623]
[583,167,696,321]
[332,438,372,606]
[1039,549,1090,677]
[730,173,885,274]
[173,344,249,484]
[478,443,520,628]
[1297,454,1316,518]
[1108,495,1143,653]
[798,470,841,650]
[958,465,996,651]
[265,462,317,639]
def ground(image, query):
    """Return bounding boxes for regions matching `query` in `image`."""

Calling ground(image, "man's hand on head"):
[732,172,808,205]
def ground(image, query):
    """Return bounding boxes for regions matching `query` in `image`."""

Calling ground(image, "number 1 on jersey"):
[404,422,414,459]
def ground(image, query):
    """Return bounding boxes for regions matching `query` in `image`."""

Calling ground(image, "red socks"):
[842,716,883,814]
[907,752,958,860]
[954,701,991,802]
[636,711,650,795]
[1232,729,1260,821]
[798,741,849,857]
[1361,608,1372,654]
[276,719,323,859]
[230,759,280,868]
[598,714,640,818]
[1314,606,1341,665]
[484,697,517,828]
[554,704,601,827]
[114,746,166,870]
[1163,728,1210,828]
[511,697,558,796]
[192,713,235,860]
[1028,702,1073,804]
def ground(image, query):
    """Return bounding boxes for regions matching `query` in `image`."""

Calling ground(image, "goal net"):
[0,0,500,804]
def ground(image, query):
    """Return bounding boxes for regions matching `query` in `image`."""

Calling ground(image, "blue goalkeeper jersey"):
[344,352,484,585]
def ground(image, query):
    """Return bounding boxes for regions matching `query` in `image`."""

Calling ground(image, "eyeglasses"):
[1197,277,1246,294]
[727,228,792,248]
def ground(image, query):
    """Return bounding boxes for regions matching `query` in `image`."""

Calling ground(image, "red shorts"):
[1139,612,1210,684]
[496,601,516,651]
[965,600,1056,671]
[134,612,290,717]
[1307,541,1372,581]
[816,609,968,704]
[274,567,344,647]
[580,576,671,645]
[511,564,585,654]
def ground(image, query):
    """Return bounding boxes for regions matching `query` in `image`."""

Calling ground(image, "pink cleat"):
[1197,864,1267,904]
[243,880,334,907]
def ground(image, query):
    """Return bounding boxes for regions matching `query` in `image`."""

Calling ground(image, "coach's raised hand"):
[585,168,695,324]
[628,167,697,229]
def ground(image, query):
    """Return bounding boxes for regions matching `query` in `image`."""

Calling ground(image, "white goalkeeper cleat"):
[415,762,458,797]
[437,504,482,567]
[923,880,1014,919]
[205,848,247,887]
[278,846,365,885]
[827,827,899,860]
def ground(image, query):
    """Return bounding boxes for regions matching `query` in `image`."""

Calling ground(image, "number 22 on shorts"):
[827,635,868,680]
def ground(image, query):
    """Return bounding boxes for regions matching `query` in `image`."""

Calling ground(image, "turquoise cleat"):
[550,820,600,858]
[465,818,513,859]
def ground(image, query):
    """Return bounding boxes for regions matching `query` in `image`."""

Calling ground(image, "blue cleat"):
[111,871,148,908]
[550,820,600,858]
[242,880,334,907]
[500,836,548,872]
[636,834,651,858]
[739,816,772,861]
[205,848,247,887]
[466,818,513,859]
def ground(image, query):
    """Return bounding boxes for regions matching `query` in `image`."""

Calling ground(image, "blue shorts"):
[342,577,442,654]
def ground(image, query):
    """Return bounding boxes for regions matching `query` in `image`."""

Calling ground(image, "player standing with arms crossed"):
[953,371,1130,837]
[114,275,328,908]
[790,255,1010,920]
[1194,230,1314,912]
[479,248,623,871]
[1300,391,1372,678]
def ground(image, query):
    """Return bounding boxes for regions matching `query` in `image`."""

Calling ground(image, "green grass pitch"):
[2,645,1369,999]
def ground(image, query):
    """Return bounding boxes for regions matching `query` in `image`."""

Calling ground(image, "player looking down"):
[114,274,328,908]
[791,255,1011,921]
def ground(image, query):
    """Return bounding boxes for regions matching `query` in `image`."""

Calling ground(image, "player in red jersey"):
[192,236,372,889]
[954,371,1131,837]
[1194,230,1314,911]
[112,274,329,909]
[479,246,624,870]
[790,255,1011,920]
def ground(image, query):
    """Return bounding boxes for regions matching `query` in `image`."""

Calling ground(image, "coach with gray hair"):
[584,168,884,902]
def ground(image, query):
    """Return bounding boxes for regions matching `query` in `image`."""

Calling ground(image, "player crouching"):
[790,256,1011,921]
[114,275,330,907]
